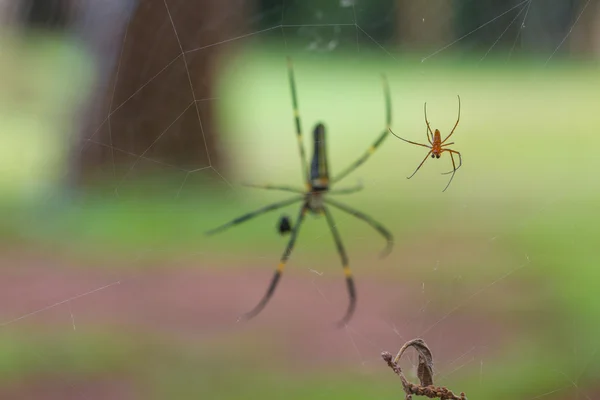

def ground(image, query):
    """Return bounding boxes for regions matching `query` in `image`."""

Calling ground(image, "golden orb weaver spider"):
[389,96,462,192]
[206,57,394,327]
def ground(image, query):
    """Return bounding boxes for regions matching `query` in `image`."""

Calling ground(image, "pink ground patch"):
[0,376,135,400]
[0,251,521,374]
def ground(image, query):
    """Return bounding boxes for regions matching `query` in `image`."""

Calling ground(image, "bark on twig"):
[382,339,468,400]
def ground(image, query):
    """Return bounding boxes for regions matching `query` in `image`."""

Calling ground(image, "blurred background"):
[1,0,599,398]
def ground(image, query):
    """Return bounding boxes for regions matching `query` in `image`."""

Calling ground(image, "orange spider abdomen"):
[433,129,441,144]
[432,129,442,157]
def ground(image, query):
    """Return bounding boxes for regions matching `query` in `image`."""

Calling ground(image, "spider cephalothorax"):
[306,191,325,214]
[207,57,394,326]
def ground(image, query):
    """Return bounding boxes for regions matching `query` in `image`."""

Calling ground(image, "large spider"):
[206,58,394,326]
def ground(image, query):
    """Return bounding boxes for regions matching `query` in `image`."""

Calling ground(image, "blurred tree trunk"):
[569,0,600,58]
[396,0,452,51]
[520,0,578,54]
[19,0,72,29]
[64,0,138,194]
[77,0,251,187]
[454,0,524,53]
[0,0,17,27]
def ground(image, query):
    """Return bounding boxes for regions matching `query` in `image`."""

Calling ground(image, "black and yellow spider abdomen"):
[310,123,330,191]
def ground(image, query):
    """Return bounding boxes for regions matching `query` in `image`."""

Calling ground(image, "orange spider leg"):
[389,128,431,149]
[424,102,434,144]
[441,95,461,144]
[407,150,433,179]
[441,149,462,175]
[441,150,461,192]
[441,142,455,147]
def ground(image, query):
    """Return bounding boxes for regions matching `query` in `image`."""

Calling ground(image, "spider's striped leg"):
[205,196,303,236]
[331,129,388,183]
[328,181,364,195]
[323,206,356,327]
[325,198,393,258]
[331,75,392,184]
[287,57,310,187]
[382,74,392,128]
[239,204,308,321]
[441,150,461,192]
[242,183,305,194]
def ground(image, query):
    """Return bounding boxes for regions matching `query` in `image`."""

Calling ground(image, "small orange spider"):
[390,96,462,192]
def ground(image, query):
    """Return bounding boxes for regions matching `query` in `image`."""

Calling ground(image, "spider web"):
[2,0,599,398]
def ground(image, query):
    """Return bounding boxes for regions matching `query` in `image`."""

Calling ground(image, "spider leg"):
[389,128,431,149]
[242,183,305,194]
[441,150,462,175]
[441,150,461,192]
[328,180,364,195]
[425,126,433,145]
[424,102,434,144]
[383,74,392,128]
[287,57,310,187]
[323,206,356,327]
[407,150,433,179]
[441,95,461,144]
[205,196,303,235]
[325,198,393,258]
[239,205,308,321]
[331,75,392,184]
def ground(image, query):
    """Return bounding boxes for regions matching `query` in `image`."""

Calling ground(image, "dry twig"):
[381,338,468,400]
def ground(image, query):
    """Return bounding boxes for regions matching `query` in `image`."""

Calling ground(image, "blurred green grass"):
[0,331,407,399]
[1,38,599,398]
[2,330,591,400]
